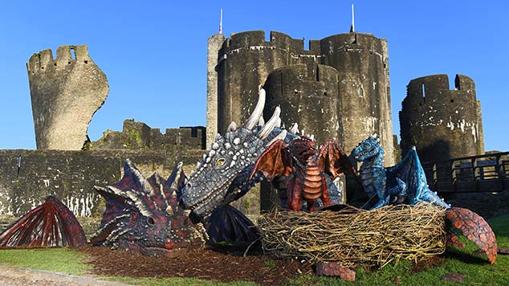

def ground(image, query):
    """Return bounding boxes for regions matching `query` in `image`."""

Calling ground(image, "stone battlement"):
[222,31,305,53]
[406,74,476,103]
[27,45,93,73]
[400,74,484,162]
[27,45,109,151]
[91,119,206,151]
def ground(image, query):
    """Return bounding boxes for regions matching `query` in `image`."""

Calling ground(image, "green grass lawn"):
[0,215,507,286]
[0,248,91,275]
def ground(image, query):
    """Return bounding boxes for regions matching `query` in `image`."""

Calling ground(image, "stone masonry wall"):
[0,149,202,218]
[399,74,484,162]
[27,45,109,150]
[91,119,205,151]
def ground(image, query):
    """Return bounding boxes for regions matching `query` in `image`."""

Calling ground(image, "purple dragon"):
[91,159,201,255]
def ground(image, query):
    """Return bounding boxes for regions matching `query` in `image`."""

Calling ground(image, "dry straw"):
[258,204,447,268]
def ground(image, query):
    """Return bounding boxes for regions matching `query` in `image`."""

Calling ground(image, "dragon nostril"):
[186,182,192,189]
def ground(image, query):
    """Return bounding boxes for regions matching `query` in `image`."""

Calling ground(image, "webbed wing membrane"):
[250,139,292,181]
[446,207,497,264]
[0,196,86,248]
[319,140,356,179]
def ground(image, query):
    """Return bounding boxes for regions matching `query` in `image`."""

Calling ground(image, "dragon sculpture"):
[90,159,201,255]
[350,134,450,209]
[180,89,352,242]
[351,135,498,264]
[250,137,353,211]
[0,196,86,248]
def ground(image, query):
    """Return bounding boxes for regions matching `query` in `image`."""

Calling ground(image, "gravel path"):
[0,264,129,286]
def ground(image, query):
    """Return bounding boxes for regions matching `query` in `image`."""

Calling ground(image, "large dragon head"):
[351,134,384,162]
[180,89,290,222]
[91,160,199,255]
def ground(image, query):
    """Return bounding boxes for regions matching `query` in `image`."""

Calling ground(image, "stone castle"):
[207,30,396,165]
[400,74,484,163]
[0,19,489,221]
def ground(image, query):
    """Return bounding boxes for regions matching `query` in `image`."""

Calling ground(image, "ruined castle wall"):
[0,150,184,218]
[399,74,484,162]
[216,31,306,132]
[27,45,109,150]
[264,63,340,144]
[318,33,394,163]
[91,119,206,151]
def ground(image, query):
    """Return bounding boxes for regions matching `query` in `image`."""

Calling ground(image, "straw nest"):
[258,204,447,268]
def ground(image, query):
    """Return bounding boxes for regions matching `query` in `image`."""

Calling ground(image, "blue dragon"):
[350,135,450,209]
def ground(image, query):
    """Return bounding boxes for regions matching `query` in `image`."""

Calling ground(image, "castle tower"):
[399,74,484,163]
[317,33,394,164]
[27,45,109,150]
[264,63,340,144]
[211,30,395,165]
[215,31,305,134]
[206,33,226,148]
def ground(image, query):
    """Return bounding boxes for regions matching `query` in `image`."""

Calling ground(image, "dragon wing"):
[0,196,86,248]
[446,207,497,264]
[318,140,356,179]
[249,139,293,181]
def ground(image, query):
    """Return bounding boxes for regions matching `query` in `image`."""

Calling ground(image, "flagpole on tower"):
[350,4,355,33]
[219,8,223,34]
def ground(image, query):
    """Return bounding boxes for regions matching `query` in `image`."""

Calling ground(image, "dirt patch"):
[81,246,312,285]
[411,256,444,273]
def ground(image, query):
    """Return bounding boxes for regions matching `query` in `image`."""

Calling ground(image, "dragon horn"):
[258,106,281,139]
[258,116,265,127]
[244,88,266,129]
[227,121,237,132]
[266,129,287,146]
[124,159,154,196]
[167,161,184,193]
[290,123,299,134]
[275,117,281,128]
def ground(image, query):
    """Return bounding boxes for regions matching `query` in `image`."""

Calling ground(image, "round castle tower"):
[216,31,304,134]
[264,63,340,144]
[211,30,395,164]
[317,33,393,161]
[399,74,484,163]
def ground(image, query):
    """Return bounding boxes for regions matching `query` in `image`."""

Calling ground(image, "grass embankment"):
[0,215,507,286]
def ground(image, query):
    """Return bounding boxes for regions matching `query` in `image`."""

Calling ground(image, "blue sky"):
[0,1,507,151]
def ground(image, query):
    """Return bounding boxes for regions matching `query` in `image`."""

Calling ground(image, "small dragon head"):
[180,89,289,222]
[91,160,198,255]
[351,134,383,162]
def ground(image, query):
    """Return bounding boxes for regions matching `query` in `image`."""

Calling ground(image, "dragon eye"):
[147,217,155,225]
[216,158,225,166]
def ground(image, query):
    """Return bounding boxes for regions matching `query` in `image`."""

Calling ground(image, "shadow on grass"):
[444,249,489,265]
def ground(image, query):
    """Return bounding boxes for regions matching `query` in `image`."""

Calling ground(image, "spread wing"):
[319,140,356,179]
[250,139,293,181]
[446,207,497,264]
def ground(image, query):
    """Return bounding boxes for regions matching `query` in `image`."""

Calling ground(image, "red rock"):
[315,262,355,281]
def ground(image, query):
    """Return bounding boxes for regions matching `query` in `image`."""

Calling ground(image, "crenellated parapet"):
[399,74,484,162]
[209,30,394,164]
[27,45,109,150]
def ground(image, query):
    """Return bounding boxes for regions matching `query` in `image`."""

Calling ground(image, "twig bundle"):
[258,204,447,268]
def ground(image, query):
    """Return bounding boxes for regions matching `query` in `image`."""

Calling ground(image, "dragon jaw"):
[351,135,383,162]
[180,89,292,222]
